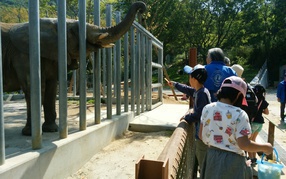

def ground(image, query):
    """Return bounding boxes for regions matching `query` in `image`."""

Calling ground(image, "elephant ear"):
[9,18,59,61]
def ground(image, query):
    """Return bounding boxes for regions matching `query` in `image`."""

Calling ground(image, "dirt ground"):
[66,130,172,179]
[66,94,185,179]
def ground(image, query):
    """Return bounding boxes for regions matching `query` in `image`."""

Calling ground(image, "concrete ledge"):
[129,123,176,132]
[129,104,186,133]
[0,112,134,179]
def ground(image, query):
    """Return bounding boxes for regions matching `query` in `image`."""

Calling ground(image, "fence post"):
[140,34,146,113]
[136,32,141,115]
[0,26,5,165]
[130,27,136,111]
[116,11,122,115]
[94,0,101,124]
[29,0,42,149]
[79,0,87,130]
[124,32,129,112]
[106,4,113,119]
[57,0,68,139]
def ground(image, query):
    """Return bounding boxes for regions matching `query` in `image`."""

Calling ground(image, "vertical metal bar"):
[146,38,152,111]
[113,45,116,97]
[79,0,87,130]
[94,0,101,124]
[115,12,121,115]
[140,34,145,113]
[135,32,141,115]
[73,70,76,96]
[102,49,106,98]
[106,4,112,119]
[158,48,163,102]
[124,32,129,112]
[57,0,68,139]
[0,26,5,165]
[113,45,116,98]
[130,27,135,112]
[29,0,42,149]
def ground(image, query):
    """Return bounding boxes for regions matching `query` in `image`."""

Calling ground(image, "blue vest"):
[277,81,286,103]
[204,61,237,102]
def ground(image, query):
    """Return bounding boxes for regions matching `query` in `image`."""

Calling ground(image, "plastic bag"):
[257,148,284,179]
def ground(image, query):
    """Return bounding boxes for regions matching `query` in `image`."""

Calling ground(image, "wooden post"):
[189,48,197,67]
[188,48,197,108]
[267,122,275,159]
[135,156,169,179]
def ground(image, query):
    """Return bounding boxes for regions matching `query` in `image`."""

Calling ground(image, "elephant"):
[1,1,146,136]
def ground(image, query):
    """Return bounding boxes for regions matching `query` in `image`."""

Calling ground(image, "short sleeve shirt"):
[200,102,251,156]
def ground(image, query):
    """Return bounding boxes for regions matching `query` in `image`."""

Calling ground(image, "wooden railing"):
[135,121,196,179]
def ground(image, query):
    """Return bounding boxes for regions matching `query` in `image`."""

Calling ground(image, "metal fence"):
[0,0,163,165]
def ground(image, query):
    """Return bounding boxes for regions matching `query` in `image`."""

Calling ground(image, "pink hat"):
[221,76,247,97]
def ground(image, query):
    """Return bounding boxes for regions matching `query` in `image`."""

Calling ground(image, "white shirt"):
[200,102,251,156]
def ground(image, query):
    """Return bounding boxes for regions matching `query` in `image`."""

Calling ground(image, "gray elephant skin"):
[1,2,146,136]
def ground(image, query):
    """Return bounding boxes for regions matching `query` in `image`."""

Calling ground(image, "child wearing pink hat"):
[199,76,273,179]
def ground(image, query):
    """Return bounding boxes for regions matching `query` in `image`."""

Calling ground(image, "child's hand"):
[165,78,173,86]
[246,159,251,167]
[180,116,185,121]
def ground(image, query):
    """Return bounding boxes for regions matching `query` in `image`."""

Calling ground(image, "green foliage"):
[1,0,285,83]
[0,1,28,22]
[241,64,259,83]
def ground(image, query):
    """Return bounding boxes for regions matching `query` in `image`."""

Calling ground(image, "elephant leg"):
[22,92,32,136]
[11,53,33,136]
[42,79,58,132]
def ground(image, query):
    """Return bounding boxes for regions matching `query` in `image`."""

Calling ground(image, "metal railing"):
[250,60,268,88]
[0,0,163,165]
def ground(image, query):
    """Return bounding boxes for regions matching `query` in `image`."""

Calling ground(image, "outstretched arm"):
[237,135,273,155]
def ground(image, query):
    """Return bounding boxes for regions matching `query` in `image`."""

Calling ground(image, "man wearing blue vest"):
[204,48,237,102]
[277,73,286,122]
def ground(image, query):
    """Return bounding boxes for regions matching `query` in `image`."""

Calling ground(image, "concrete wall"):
[0,112,133,179]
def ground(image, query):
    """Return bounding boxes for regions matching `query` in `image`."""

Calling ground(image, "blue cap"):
[183,64,205,74]
[183,64,207,83]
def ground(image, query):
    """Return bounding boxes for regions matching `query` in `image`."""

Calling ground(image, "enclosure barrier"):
[136,121,196,179]
[0,0,163,166]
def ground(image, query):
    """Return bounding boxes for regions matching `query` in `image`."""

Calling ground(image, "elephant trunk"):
[87,1,146,47]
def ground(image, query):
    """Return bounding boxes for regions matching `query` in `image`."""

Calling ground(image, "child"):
[199,76,273,179]
[167,64,211,176]
[231,64,258,121]
[248,84,269,164]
